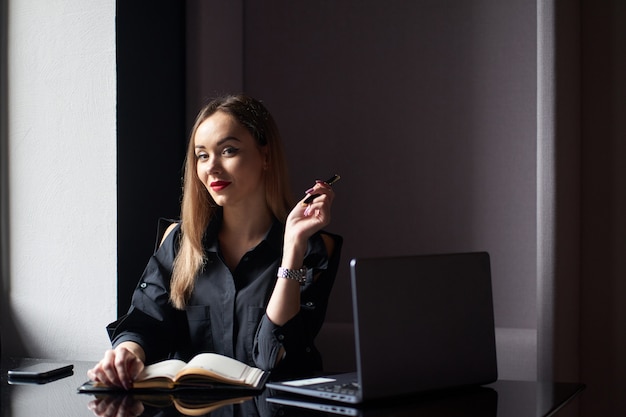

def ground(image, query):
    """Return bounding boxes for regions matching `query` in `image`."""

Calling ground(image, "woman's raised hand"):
[288,180,335,237]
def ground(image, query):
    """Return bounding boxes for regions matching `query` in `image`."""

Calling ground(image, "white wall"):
[2,0,116,360]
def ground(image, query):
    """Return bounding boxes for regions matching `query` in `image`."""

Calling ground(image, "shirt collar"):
[203,208,284,256]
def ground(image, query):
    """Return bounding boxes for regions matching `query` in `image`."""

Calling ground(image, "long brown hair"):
[170,94,293,309]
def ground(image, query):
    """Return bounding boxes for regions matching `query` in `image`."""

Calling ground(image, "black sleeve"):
[106,224,189,363]
[253,232,343,377]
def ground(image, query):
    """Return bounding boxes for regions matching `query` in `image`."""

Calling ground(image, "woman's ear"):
[263,148,270,170]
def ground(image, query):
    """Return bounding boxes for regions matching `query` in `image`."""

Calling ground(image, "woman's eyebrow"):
[195,137,241,150]
[216,136,241,146]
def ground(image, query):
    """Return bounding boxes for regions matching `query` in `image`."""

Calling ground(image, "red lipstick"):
[210,180,231,191]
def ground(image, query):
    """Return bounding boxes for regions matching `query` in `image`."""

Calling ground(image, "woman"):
[88,94,341,389]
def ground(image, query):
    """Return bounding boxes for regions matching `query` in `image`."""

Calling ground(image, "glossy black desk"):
[1,359,584,417]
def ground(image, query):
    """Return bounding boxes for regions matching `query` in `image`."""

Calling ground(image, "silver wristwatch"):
[277,266,308,285]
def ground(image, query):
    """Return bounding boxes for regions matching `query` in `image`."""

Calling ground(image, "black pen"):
[302,174,341,206]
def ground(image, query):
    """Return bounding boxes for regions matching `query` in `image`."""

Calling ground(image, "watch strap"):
[277,266,308,285]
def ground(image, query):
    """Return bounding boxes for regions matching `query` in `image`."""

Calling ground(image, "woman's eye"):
[222,147,239,156]
[196,153,208,161]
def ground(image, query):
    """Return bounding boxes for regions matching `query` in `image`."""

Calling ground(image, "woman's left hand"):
[282,180,335,265]
[288,180,335,237]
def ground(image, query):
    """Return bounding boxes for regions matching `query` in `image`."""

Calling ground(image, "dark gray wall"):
[579,0,626,414]
[241,0,537,330]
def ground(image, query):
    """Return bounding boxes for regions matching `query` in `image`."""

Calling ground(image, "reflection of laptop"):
[266,252,498,404]
[266,386,498,416]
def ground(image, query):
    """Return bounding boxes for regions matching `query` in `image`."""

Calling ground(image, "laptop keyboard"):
[316,381,360,396]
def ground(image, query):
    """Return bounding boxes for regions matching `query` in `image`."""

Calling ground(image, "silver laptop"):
[266,252,498,404]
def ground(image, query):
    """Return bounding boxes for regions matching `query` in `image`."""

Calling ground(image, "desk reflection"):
[268,387,498,417]
[1,360,583,417]
[88,395,146,417]
[85,389,279,417]
[84,386,498,417]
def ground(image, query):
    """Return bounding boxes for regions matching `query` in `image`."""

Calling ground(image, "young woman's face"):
[194,111,268,209]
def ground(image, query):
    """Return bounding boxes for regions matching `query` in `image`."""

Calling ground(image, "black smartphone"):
[8,362,74,380]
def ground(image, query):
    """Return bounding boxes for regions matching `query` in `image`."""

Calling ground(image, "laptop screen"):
[350,251,498,400]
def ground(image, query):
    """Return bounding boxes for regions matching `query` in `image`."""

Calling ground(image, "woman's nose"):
[206,155,222,174]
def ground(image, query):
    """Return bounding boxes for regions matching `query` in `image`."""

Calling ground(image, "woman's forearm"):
[117,341,146,363]
[266,240,306,325]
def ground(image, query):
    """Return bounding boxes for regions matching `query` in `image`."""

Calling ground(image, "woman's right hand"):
[87,342,145,390]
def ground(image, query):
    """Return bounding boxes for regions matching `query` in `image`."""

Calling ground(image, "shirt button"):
[305,347,311,353]
[140,282,147,289]
[242,256,249,262]
[278,334,285,341]
[305,301,314,307]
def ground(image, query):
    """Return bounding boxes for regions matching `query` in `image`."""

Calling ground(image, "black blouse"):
[107,213,342,377]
